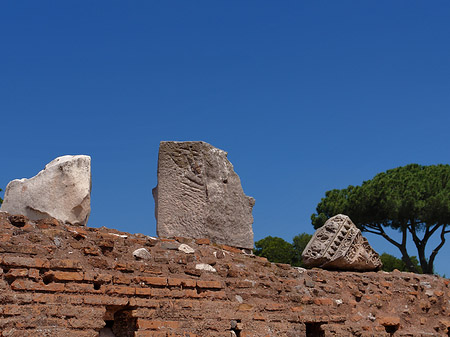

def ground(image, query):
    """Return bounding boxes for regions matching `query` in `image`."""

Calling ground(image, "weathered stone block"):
[153,141,254,249]
[1,155,91,225]
[302,214,382,271]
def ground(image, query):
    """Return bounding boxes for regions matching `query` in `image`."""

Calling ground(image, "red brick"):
[198,290,226,299]
[150,288,170,297]
[196,280,223,289]
[184,289,199,298]
[137,276,167,286]
[106,285,136,295]
[161,238,176,242]
[253,313,266,321]
[65,282,102,293]
[233,280,255,288]
[378,316,401,327]
[50,259,82,270]
[11,279,65,292]
[313,298,334,306]
[83,247,100,255]
[47,271,84,282]
[135,332,167,337]
[195,238,210,245]
[380,281,392,288]
[0,243,45,255]
[114,274,132,284]
[32,293,56,303]
[301,296,314,304]
[68,317,105,329]
[136,287,153,296]
[168,278,196,288]
[83,295,129,306]
[238,303,253,311]
[265,303,285,311]
[28,269,40,279]
[131,308,157,318]
[114,262,135,273]
[221,245,241,253]
[137,319,181,330]
[1,256,50,268]
[291,306,303,312]
[129,298,159,307]
[5,268,28,278]
[0,234,12,242]
[2,304,27,316]
[84,272,113,283]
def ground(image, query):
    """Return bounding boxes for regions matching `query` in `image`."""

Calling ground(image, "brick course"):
[0,211,449,336]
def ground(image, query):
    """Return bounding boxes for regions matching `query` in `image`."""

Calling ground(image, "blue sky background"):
[1,2,450,275]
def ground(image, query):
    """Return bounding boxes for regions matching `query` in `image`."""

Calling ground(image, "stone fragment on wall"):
[1,155,91,225]
[153,141,255,249]
[302,214,382,271]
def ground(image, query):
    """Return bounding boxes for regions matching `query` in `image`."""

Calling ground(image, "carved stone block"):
[302,214,382,271]
[153,141,255,249]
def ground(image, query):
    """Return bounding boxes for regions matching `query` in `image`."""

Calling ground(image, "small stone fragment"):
[1,155,91,226]
[53,237,62,247]
[195,263,216,272]
[302,214,382,271]
[304,279,315,288]
[178,244,195,254]
[153,141,255,249]
[161,242,179,250]
[378,316,401,330]
[133,248,151,260]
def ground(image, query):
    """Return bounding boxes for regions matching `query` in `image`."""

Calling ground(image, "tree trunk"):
[399,247,418,273]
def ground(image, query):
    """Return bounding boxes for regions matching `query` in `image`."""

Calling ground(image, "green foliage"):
[255,233,312,267]
[0,188,2,205]
[380,253,422,273]
[292,233,312,267]
[254,236,295,265]
[311,164,450,274]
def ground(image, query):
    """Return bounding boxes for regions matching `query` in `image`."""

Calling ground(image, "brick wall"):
[0,212,449,336]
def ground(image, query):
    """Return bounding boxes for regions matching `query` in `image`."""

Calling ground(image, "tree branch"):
[364,228,383,235]
[428,224,447,274]
[423,223,441,242]
[377,225,403,249]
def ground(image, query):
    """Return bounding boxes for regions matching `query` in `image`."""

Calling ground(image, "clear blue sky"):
[1,2,450,275]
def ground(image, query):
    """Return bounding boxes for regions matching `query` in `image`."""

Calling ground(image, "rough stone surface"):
[153,141,255,249]
[1,155,91,225]
[302,214,382,271]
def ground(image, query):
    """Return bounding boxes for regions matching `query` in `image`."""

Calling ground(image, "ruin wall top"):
[0,212,448,336]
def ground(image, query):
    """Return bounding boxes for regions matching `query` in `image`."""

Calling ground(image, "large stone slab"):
[302,214,382,271]
[153,141,255,249]
[1,155,91,226]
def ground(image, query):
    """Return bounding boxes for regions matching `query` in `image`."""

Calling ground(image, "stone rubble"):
[132,248,151,260]
[178,243,195,254]
[195,263,217,272]
[1,155,91,226]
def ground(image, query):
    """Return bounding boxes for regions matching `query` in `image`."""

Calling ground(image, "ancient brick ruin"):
[0,212,449,336]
